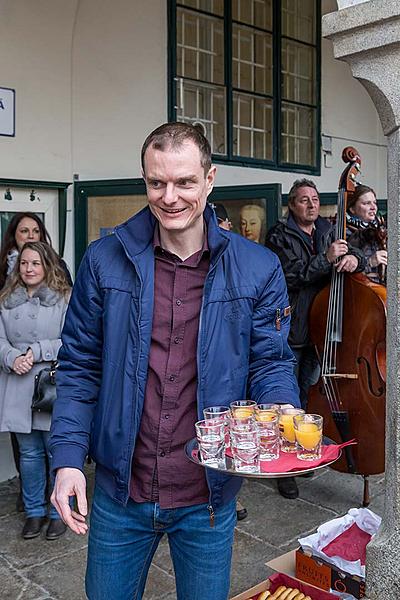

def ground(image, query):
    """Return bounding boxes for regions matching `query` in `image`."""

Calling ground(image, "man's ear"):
[206,165,217,196]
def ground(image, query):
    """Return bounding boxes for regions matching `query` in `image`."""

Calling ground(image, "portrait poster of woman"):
[213,199,267,245]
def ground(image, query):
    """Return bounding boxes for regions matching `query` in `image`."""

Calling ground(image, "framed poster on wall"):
[0,87,16,137]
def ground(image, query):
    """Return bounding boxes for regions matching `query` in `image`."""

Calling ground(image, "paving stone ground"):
[0,465,384,599]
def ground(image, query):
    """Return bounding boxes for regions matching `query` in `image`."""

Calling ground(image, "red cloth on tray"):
[224,440,356,473]
[322,522,371,565]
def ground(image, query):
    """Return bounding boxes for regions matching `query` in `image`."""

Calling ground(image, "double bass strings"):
[321,188,346,413]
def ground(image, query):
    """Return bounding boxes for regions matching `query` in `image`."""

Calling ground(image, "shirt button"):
[165,414,170,420]
[159,450,166,457]
[169,375,175,382]
[174,337,180,344]
[176,299,182,306]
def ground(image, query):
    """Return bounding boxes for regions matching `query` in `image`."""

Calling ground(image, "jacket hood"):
[114,204,229,266]
[2,285,61,309]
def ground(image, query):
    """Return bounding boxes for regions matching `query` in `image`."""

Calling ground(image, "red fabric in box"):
[322,522,371,566]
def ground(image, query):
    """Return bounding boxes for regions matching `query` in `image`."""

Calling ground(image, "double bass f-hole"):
[357,356,385,397]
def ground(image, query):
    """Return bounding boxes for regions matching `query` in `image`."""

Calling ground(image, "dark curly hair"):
[0,213,51,289]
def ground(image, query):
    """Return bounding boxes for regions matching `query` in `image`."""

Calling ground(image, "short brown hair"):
[288,179,319,205]
[141,122,212,176]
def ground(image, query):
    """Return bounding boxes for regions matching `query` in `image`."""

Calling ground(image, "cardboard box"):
[231,551,338,600]
[295,547,366,599]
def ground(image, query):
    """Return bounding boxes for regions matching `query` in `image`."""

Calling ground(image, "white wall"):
[0,0,387,192]
[71,0,167,180]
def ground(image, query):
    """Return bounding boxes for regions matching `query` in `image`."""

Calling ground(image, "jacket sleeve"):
[247,254,300,407]
[0,315,22,372]
[49,246,103,473]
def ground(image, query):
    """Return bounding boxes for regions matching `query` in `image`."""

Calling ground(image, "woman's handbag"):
[31,361,58,413]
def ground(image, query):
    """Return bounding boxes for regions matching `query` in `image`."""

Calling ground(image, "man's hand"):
[336,254,358,272]
[51,467,88,535]
[325,239,349,263]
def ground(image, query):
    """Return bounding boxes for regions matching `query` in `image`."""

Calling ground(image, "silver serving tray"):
[185,437,341,479]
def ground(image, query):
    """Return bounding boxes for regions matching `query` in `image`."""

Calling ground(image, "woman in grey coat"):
[0,241,70,540]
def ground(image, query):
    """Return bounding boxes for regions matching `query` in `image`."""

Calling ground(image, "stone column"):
[323,3,400,598]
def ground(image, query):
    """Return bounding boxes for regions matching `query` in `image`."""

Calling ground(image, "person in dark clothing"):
[266,178,366,499]
[346,184,387,283]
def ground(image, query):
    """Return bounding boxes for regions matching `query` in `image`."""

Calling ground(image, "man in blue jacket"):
[50,122,299,600]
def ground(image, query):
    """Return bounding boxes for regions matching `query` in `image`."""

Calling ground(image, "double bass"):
[307,147,386,505]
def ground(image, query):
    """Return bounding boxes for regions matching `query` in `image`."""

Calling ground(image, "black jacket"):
[266,214,366,348]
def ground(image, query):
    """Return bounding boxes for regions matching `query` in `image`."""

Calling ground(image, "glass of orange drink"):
[294,414,323,460]
[279,407,305,453]
[230,400,257,419]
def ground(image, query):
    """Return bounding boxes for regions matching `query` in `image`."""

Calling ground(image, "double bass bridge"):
[322,373,358,380]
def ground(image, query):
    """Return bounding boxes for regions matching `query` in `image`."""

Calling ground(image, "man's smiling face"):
[143,140,216,235]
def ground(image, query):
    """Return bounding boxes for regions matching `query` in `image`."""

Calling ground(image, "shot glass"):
[203,406,230,444]
[256,412,280,461]
[294,414,323,461]
[230,400,257,419]
[195,419,226,468]
[255,403,281,421]
[230,428,260,473]
[279,407,305,453]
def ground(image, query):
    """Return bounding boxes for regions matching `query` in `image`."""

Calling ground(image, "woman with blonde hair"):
[0,241,70,540]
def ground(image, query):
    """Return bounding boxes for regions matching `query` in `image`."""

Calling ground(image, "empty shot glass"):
[294,414,323,461]
[256,412,280,461]
[203,406,231,444]
[230,428,260,473]
[279,407,305,453]
[195,419,226,468]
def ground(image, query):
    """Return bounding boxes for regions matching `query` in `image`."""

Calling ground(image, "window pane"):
[233,92,273,160]
[281,103,316,166]
[232,25,272,95]
[232,0,272,31]
[281,0,315,44]
[176,78,226,155]
[177,8,224,84]
[179,0,223,16]
[282,40,315,104]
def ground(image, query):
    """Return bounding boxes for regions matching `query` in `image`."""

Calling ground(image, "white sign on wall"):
[0,87,15,137]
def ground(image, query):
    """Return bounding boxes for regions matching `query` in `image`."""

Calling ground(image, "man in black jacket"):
[267,178,365,499]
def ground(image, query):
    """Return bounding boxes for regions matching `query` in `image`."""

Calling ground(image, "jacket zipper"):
[197,248,228,526]
[208,504,215,528]
[275,308,281,331]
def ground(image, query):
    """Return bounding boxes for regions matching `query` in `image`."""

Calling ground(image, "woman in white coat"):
[0,241,70,540]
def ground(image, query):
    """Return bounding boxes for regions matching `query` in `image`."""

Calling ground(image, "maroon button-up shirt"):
[130,228,210,508]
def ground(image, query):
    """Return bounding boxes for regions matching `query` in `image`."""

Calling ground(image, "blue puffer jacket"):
[50,205,299,509]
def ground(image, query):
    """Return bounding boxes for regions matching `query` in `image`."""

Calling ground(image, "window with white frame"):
[170,0,320,171]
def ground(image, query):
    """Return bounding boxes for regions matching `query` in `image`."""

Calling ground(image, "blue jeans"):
[86,485,236,600]
[292,346,320,410]
[15,430,59,520]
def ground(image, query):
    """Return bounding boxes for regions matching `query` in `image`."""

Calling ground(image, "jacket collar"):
[114,204,229,266]
[286,211,331,236]
[3,285,61,309]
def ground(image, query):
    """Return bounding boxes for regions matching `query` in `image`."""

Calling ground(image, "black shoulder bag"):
[31,361,58,413]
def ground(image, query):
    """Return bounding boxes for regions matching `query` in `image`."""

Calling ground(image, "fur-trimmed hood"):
[2,285,62,309]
